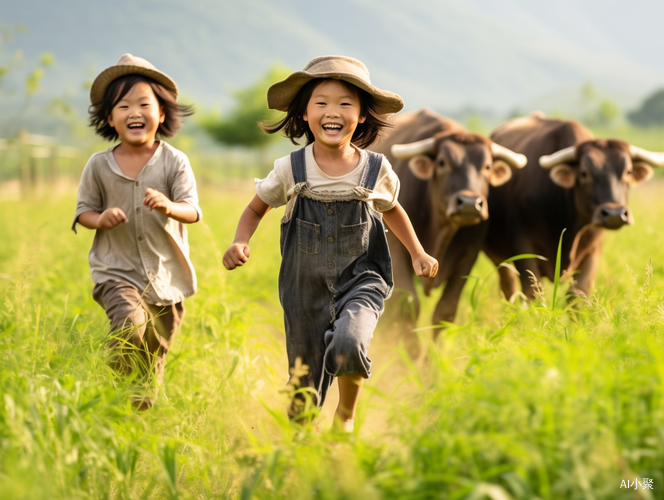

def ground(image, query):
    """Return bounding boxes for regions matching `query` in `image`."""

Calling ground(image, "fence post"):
[47,145,58,184]
[17,129,32,195]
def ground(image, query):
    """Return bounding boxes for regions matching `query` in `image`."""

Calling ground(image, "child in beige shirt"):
[73,54,200,410]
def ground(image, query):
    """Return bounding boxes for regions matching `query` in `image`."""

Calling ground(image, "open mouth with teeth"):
[322,123,343,134]
[128,123,145,130]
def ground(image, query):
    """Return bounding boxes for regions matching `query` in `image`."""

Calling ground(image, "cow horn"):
[391,137,436,160]
[491,143,527,169]
[539,146,577,169]
[630,145,664,167]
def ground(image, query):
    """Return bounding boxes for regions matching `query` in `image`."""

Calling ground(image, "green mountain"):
[3,0,663,121]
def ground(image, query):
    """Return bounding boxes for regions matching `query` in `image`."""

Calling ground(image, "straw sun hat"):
[90,53,178,104]
[267,55,403,115]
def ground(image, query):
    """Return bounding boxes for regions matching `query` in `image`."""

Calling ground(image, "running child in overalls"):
[223,56,438,431]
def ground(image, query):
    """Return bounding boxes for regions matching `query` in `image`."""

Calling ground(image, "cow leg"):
[497,266,519,301]
[388,235,420,321]
[566,227,603,300]
[569,247,601,298]
[432,264,475,333]
[432,235,483,334]
[432,276,464,329]
[515,258,543,300]
[385,234,421,358]
[487,230,542,300]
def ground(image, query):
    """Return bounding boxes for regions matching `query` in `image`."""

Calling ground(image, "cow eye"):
[438,160,446,167]
[626,170,632,176]
[485,163,491,170]
[580,170,588,179]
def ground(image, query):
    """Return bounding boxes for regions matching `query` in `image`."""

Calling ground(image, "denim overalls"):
[279,147,394,409]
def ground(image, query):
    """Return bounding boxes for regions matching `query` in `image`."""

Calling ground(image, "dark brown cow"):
[484,113,664,300]
[373,109,526,344]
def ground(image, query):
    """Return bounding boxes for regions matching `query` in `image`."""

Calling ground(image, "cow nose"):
[600,207,629,229]
[455,194,483,215]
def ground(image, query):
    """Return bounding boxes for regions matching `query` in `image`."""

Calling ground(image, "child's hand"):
[413,253,439,278]
[144,188,172,216]
[223,243,251,270]
[97,207,128,229]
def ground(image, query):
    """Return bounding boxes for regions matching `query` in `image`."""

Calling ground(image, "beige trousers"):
[93,280,185,409]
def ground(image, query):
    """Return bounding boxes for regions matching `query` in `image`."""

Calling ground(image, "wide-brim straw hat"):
[267,55,403,115]
[90,53,178,104]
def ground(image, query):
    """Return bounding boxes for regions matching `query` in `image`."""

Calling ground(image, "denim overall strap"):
[362,152,384,190]
[289,148,307,184]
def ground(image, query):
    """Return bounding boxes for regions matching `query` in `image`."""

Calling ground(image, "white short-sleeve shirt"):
[255,143,400,213]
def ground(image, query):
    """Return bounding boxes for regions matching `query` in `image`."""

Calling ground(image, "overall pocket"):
[340,221,369,257]
[297,218,321,254]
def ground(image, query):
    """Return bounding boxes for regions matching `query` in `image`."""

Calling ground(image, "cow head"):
[540,141,664,229]
[392,132,527,226]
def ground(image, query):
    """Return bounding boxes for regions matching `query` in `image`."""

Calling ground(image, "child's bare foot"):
[333,410,354,433]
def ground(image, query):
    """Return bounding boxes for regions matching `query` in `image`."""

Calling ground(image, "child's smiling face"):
[303,80,366,150]
[107,81,165,147]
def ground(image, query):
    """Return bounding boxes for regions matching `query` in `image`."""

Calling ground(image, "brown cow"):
[373,109,526,348]
[484,113,664,300]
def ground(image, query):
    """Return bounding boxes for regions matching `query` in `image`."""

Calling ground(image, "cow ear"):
[630,161,653,184]
[488,160,512,186]
[408,155,436,180]
[549,164,576,188]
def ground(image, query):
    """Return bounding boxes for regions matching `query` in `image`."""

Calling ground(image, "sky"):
[2,0,663,122]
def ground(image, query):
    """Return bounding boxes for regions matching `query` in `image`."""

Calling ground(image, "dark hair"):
[88,74,194,141]
[260,78,391,149]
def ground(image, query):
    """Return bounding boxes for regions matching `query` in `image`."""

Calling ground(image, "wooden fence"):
[0,131,295,199]
[0,130,84,198]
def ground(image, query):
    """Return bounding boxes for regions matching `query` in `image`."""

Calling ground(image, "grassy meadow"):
[1,175,664,499]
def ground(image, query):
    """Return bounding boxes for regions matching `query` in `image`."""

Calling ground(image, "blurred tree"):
[580,81,597,102]
[549,108,565,119]
[578,81,597,124]
[506,108,524,120]
[577,81,622,127]
[0,25,26,91]
[200,64,291,150]
[47,66,97,140]
[465,114,485,134]
[0,24,54,136]
[627,88,664,127]
[593,99,620,126]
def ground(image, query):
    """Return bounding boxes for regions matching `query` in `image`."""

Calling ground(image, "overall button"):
[327,262,335,270]
[327,208,334,216]
[135,181,139,186]
[138,236,143,241]
[327,236,334,243]
[136,207,140,212]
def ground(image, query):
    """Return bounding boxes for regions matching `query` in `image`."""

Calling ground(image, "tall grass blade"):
[469,253,547,309]
[551,228,566,310]
[159,441,179,498]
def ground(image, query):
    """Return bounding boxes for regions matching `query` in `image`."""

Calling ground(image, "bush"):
[627,88,664,127]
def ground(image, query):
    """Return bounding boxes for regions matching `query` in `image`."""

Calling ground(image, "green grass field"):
[1,180,663,499]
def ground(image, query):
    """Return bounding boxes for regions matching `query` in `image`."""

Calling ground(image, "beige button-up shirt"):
[73,141,201,306]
